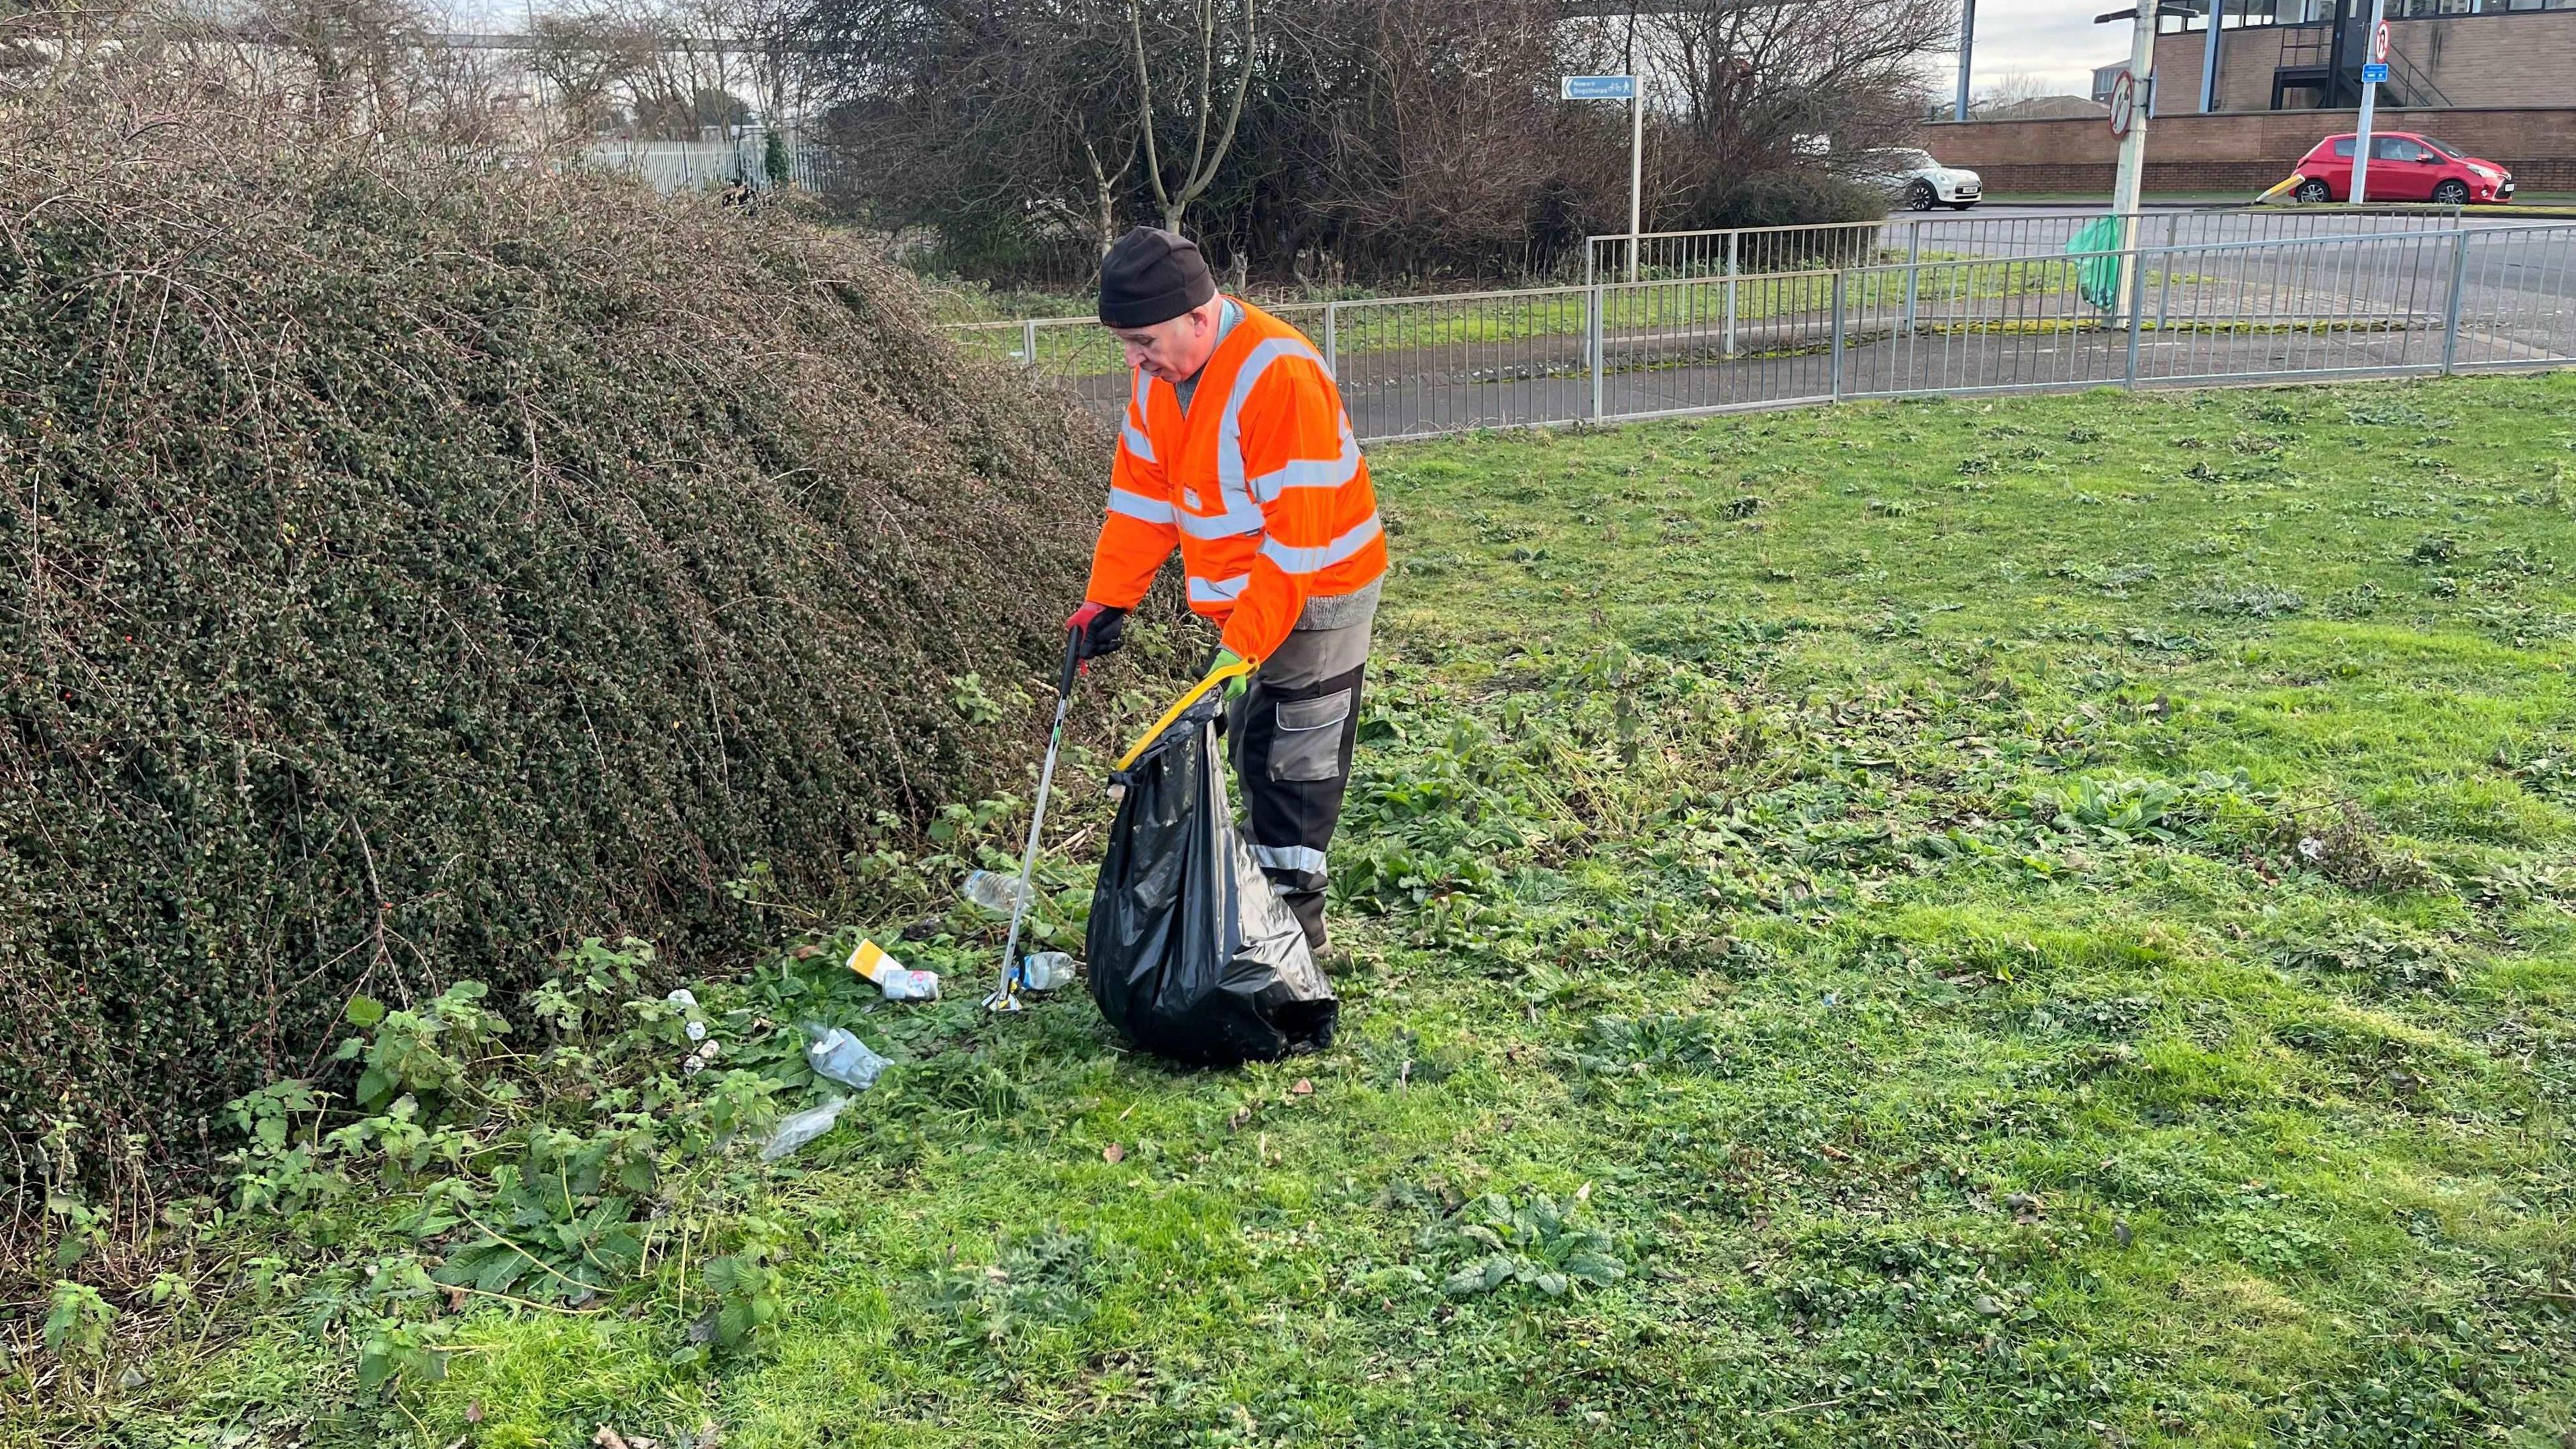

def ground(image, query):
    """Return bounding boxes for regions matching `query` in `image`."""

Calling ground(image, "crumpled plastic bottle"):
[802,1023,891,1091]
[959,869,1033,914]
[759,1095,849,1162]
[1017,951,1077,992]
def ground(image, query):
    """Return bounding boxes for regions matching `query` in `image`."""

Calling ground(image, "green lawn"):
[21,374,2576,1448]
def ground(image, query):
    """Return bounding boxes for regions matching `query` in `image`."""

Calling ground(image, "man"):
[1064,227,1385,953]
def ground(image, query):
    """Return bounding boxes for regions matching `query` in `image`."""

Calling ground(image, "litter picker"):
[985,629,1086,1013]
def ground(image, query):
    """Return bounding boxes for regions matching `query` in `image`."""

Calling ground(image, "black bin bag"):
[1089,698,1337,1065]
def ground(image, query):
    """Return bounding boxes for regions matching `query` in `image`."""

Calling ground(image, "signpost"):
[1562,74,1644,282]
[2106,0,2156,323]
[2352,3,2391,204]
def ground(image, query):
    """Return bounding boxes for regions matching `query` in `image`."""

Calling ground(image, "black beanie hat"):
[1097,227,1217,328]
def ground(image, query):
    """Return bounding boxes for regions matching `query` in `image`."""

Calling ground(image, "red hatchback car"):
[2293,131,2515,205]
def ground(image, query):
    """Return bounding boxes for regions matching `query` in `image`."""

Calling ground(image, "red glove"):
[1066,602,1126,661]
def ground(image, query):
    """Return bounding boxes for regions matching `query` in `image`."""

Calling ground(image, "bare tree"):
[1128,0,1250,233]
[528,5,656,136]
[1043,80,1141,258]
[1253,0,1594,282]
[1973,70,2054,115]
[723,0,805,127]
[1635,0,1956,227]
[802,0,1154,273]
[798,0,1944,287]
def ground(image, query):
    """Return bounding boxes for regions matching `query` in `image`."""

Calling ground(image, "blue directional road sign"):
[2361,62,2390,83]
[1561,74,1638,101]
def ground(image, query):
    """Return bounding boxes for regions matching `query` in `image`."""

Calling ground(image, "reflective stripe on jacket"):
[1083,299,1387,664]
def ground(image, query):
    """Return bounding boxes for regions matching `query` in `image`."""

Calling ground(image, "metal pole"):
[2440,227,2467,374]
[1723,231,1739,358]
[2109,0,2157,321]
[1627,87,1644,284]
[1324,300,1339,378]
[2350,0,2390,204]
[2200,0,2225,113]
[1954,0,1976,121]
[2156,213,2178,335]
[1902,221,1921,338]
[1829,272,1845,401]
[2125,241,2148,386]
[1023,319,1039,368]
[1589,285,1605,421]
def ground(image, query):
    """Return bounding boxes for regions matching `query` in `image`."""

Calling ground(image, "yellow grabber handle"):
[1113,659,1254,773]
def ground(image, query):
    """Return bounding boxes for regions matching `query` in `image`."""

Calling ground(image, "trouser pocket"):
[1234,657,1366,900]
[1269,688,1352,782]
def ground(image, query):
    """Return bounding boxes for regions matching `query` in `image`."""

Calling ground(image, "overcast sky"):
[441,0,2131,107]
[1960,0,2137,96]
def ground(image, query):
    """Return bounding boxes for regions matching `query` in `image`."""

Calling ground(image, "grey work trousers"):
[1226,618,1373,951]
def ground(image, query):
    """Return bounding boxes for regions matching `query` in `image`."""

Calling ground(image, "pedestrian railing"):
[956,221,2576,443]
[1578,205,2473,288]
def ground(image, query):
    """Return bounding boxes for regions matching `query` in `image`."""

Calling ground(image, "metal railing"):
[1580,206,2472,288]
[961,222,2576,444]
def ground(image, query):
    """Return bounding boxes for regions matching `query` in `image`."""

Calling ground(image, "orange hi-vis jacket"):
[1083,299,1387,665]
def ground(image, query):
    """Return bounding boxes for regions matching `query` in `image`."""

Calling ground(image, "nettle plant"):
[204,937,812,1393]
[1418,1191,1627,1299]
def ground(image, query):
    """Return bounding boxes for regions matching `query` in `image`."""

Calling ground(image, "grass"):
[18,374,2576,1448]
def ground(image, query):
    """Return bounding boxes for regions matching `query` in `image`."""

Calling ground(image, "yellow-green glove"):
[1211,648,1252,702]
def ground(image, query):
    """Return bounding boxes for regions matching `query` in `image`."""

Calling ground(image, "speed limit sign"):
[2106,70,2137,138]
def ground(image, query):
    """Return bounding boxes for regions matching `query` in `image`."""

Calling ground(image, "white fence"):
[579,136,841,195]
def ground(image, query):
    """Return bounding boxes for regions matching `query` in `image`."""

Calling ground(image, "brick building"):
[2148,0,2576,113]
[1924,0,2576,197]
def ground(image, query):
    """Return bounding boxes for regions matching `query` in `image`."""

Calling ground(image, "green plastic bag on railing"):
[2065,215,2123,312]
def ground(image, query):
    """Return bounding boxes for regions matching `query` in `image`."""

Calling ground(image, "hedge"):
[0,125,1111,1206]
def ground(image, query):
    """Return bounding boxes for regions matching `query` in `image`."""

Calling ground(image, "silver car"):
[1865,148,1984,211]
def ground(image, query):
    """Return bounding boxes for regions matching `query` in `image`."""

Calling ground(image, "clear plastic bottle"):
[960,869,1033,914]
[802,1024,891,1091]
[759,1095,849,1161]
[1018,951,1077,992]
